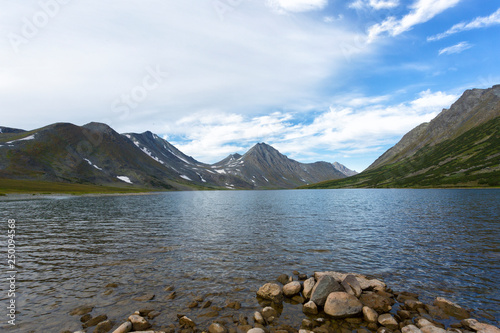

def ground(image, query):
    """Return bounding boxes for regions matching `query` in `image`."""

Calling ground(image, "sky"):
[1,0,499,171]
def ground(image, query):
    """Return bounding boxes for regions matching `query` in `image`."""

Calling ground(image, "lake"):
[1,189,499,332]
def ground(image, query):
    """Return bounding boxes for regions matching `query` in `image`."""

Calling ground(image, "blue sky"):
[1,0,499,171]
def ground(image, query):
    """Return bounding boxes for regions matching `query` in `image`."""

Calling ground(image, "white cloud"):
[165,89,459,170]
[267,0,328,13]
[367,0,461,42]
[0,0,364,133]
[350,0,399,10]
[438,41,473,55]
[428,7,500,41]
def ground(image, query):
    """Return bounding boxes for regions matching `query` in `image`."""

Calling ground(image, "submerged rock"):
[128,314,151,331]
[434,297,470,319]
[209,322,228,333]
[359,292,392,313]
[462,319,500,333]
[302,301,318,315]
[362,306,378,323]
[257,283,283,303]
[378,313,399,330]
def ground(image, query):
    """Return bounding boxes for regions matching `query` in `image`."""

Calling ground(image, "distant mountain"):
[302,85,500,189]
[332,162,358,177]
[0,123,350,191]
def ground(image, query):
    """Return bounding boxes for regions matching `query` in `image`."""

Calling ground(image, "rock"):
[148,310,161,319]
[359,292,392,313]
[256,283,283,303]
[397,310,412,320]
[179,316,196,328]
[164,285,175,291]
[187,301,199,308]
[238,314,248,326]
[298,274,308,280]
[314,272,386,291]
[362,306,378,323]
[323,292,363,318]
[421,326,447,333]
[434,297,470,320]
[248,329,266,333]
[402,325,423,333]
[415,318,435,328]
[253,311,265,325]
[378,314,399,330]
[461,319,500,333]
[310,275,344,307]
[202,300,213,309]
[195,295,204,302]
[302,319,314,329]
[303,277,316,299]
[376,328,391,333]
[342,275,362,298]
[138,309,154,316]
[226,301,242,310]
[83,314,108,328]
[112,321,132,333]
[209,323,228,333]
[94,320,113,333]
[303,301,318,315]
[128,315,152,331]
[277,274,290,285]
[404,299,425,311]
[166,291,176,300]
[262,306,278,320]
[106,283,118,288]
[70,305,94,316]
[133,293,155,301]
[283,281,302,297]
[292,295,306,303]
[80,314,92,323]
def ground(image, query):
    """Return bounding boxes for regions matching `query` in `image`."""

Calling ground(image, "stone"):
[359,292,392,313]
[166,291,176,300]
[298,274,308,280]
[83,314,108,328]
[461,319,500,333]
[202,300,213,309]
[310,275,344,307]
[195,295,204,302]
[80,314,92,323]
[148,310,161,319]
[299,330,314,333]
[378,314,399,330]
[133,293,155,301]
[112,321,132,333]
[257,283,283,303]
[415,318,434,328]
[277,274,290,285]
[323,292,363,318]
[187,301,199,308]
[421,326,447,333]
[314,272,386,291]
[248,329,266,333]
[70,305,94,316]
[262,306,278,319]
[434,297,470,320]
[303,277,316,299]
[362,306,378,323]
[164,285,175,291]
[405,299,425,311]
[138,308,154,316]
[283,281,302,297]
[179,316,196,328]
[376,328,391,333]
[292,295,306,304]
[397,310,412,320]
[128,315,152,331]
[253,311,265,325]
[342,275,362,298]
[303,301,318,315]
[227,301,242,310]
[402,325,423,333]
[209,323,228,333]
[94,320,113,333]
[302,319,314,329]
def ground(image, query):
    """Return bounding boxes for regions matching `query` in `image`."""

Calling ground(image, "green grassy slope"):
[300,116,500,189]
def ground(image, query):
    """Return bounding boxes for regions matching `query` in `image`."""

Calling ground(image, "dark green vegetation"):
[302,116,500,189]
[302,85,500,189]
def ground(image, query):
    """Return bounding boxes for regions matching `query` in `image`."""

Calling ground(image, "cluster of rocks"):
[64,271,499,333]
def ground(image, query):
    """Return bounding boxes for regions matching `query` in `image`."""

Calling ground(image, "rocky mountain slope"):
[0,123,353,191]
[302,85,500,188]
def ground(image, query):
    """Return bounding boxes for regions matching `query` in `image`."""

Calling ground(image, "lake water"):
[1,189,499,332]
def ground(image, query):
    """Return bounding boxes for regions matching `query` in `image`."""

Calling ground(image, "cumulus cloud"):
[367,0,461,42]
[165,90,459,170]
[438,41,473,55]
[267,0,328,13]
[428,7,500,41]
[350,0,399,10]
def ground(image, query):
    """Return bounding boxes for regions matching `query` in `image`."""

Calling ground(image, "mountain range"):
[0,123,353,191]
[302,85,500,188]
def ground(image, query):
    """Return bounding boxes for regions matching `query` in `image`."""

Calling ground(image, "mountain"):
[332,162,358,177]
[0,123,350,191]
[302,85,500,189]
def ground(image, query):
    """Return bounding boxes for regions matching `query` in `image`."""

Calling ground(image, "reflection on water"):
[1,189,499,331]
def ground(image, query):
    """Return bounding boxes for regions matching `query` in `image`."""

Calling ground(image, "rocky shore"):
[64,270,499,333]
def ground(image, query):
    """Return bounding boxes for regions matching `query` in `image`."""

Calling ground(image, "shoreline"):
[63,270,500,333]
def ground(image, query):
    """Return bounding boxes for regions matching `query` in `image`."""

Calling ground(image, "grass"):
[0,178,159,195]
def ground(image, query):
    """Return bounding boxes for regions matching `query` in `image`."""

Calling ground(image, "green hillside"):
[301,116,500,189]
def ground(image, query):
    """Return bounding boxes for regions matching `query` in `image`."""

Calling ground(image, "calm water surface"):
[0,189,499,332]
